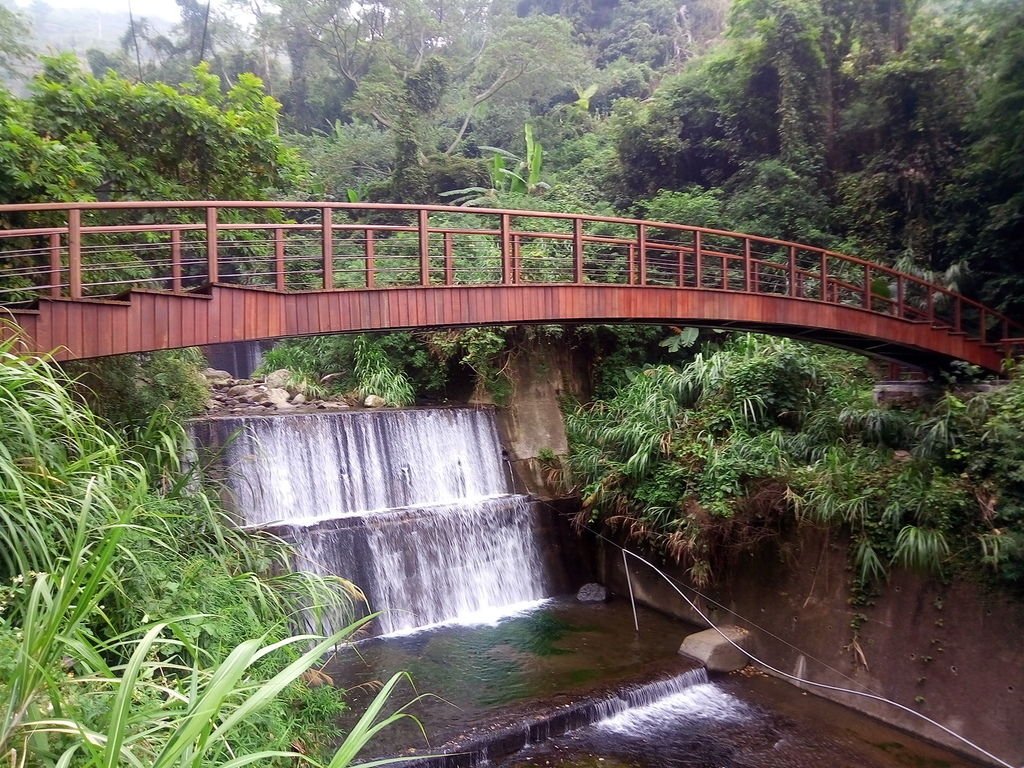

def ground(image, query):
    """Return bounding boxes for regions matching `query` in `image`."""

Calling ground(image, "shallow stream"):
[326,598,985,768]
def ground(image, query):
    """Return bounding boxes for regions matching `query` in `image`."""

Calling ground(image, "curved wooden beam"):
[1,284,1009,371]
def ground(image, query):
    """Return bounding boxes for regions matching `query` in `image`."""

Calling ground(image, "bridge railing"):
[2,201,1021,345]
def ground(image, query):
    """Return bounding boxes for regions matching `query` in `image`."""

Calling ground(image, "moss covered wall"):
[483,333,590,499]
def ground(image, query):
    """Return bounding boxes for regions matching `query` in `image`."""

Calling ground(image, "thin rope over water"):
[622,547,639,632]
[591,528,1017,768]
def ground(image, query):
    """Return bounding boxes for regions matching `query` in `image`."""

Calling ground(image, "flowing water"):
[190,407,556,634]
[192,406,987,768]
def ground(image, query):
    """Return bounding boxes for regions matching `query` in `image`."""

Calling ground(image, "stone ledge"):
[678,625,751,672]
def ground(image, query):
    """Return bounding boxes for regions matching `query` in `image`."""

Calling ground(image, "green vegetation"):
[1,56,298,206]
[259,332,446,405]
[0,6,1023,761]
[0,336,419,766]
[65,349,211,432]
[568,335,1024,593]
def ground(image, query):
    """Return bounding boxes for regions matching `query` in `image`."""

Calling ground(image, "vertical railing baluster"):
[744,239,752,292]
[274,227,285,291]
[627,243,636,286]
[68,207,82,299]
[896,274,905,319]
[205,206,218,285]
[419,208,430,286]
[788,246,797,297]
[693,230,702,288]
[322,207,333,289]
[927,287,935,326]
[171,229,183,292]
[638,224,647,286]
[820,251,828,301]
[500,213,512,285]
[863,265,871,309]
[48,232,61,297]
[954,297,962,333]
[365,229,375,288]
[573,218,584,283]
[443,231,454,286]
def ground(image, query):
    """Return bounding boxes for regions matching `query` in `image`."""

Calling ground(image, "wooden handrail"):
[2,200,1022,343]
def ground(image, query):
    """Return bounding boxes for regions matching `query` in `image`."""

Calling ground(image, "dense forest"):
[2,1,1024,763]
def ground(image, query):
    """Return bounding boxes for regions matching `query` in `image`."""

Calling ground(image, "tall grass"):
[0,336,413,767]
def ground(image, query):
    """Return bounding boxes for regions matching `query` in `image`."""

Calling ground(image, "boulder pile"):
[201,367,385,415]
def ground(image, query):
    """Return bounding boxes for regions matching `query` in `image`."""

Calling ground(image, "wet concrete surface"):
[497,668,989,768]
[325,597,993,768]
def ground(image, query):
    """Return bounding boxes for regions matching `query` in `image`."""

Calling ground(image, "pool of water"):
[325,597,704,759]
[326,597,988,768]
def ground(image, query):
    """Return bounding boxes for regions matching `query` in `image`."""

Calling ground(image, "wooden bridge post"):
[171,229,183,292]
[896,274,905,319]
[48,232,62,297]
[637,224,647,286]
[788,246,797,297]
[419,208,430,286]
[500,213,512,285]
[820,252,828,301]
[67,208,82,299]
[573,218,584,283]
[743,239,752,292]
[863,265,871,309]
[274,228,285,291]
[205,206,219,284]
[692,230,702,288]
[322,207,334,289]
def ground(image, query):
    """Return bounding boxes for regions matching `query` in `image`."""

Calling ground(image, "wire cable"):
[589,526,1017,768]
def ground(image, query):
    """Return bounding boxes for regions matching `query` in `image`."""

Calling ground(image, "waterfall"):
[191,407,553,635]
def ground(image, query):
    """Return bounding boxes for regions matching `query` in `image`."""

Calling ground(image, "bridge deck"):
[1,202,1020,370]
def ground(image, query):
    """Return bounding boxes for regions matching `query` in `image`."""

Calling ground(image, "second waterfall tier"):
[191,407,561,635]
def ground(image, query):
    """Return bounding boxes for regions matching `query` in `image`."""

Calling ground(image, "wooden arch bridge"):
[0,201,1020,372]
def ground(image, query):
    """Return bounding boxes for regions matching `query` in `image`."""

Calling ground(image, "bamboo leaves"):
[567,332,1024,591]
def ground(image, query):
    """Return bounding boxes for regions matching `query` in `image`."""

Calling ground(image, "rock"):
[292,393,306,405]
[678,625,751,672]
[254,387,291,407]
[576,583,608,602]
[205,399,219,410]
[363,394,387,408]
[264,368,292,389]
[228,383,259,398]
[321,401,350,410]
[203,367,233,383]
